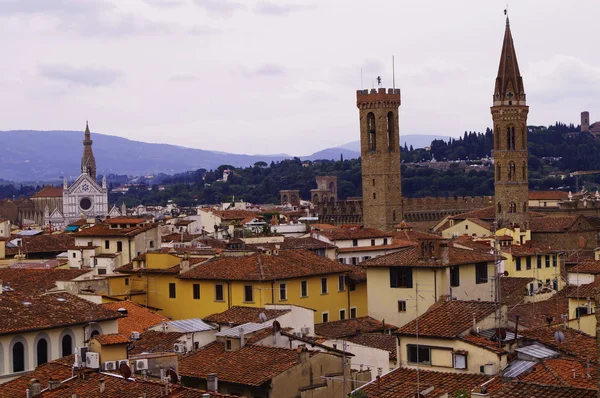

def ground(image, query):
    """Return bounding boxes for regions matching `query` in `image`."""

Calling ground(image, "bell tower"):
[492,17,529,229]
[357,87,402,231]
[81,121,97,181]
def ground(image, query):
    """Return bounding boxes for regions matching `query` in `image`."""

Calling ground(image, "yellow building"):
[362,239,498,328]
[499,242,563,293]
[115,250,367,324]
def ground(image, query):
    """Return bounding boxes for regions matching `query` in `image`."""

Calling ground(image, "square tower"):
[357,88,402,231]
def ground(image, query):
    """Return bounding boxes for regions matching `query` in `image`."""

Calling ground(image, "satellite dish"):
[166,368,178,384]
[554,330,565,343]
[272,320,281,333]
[119,363,132,380]
[259,312,268,323]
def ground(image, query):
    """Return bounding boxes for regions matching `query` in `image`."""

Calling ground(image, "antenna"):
[392,55,396,89]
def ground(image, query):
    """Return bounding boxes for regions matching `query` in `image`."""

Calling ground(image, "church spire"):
[81,121,97,180]
[493,16,525,107]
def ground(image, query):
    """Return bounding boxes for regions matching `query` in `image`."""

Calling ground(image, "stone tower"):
[357,88,402,231]
[492,18,529,229]
[582,111,590,132]
[81,121,97,181]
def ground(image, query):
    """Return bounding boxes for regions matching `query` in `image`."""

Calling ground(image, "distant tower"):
[492,17,529,229]
[81,121,97,180]
[581,111,590,132]
[357,87,402,231]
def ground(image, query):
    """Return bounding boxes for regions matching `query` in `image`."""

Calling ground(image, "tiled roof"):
[92,333,131,345]
[489,380,596,398]
[508,295,568,329]
[105,217,147,224]
[31,185,64,198]
[460,333,508,354]
[179,249,354,281]
[528,190,569,200]
[520,325,596,362]
[397,300,497,338]
[361,245,497,268]
[114,262,182,274]
[161,232,206,243]
[102,301,169,336]
[346,266,367,283]
[569,261,600,274]
[500,277,535,306]
[0,291,122,335]
[74,223,157,237]
[129,330,186,355]
[204,306,290,325]
[529,216,578,232]
[314,226,392,241]
[179,341,317,386]
[518,357,596,389]
[211,209,257,221]
[5,234,74,255]
[0,268,90,295]
[314,316,397,339]
[563,282,596,299]
[450,206,496,220]
[0,359,74,397]
[347,333,397,360]
[509,241,558,256]
[356,367,491,398]
[338,242,407,253]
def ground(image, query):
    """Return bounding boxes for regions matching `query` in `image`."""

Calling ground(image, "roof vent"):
[117,308,128,315]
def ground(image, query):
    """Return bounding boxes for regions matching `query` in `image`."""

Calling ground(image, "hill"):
[338,134,452,152]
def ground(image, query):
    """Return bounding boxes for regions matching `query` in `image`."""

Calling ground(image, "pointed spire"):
[81,120,97,180]
[493,17,525,106]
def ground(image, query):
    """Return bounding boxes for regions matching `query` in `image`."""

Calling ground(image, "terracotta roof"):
[0,268,90,295]
[115,262,181,274]
[528,216,578,232]
[243,237,337,252]
[314,316,397,339]
[356,367,491,398]
[92,333,131,345]
[508,294,569,329]
[129,330,186,355]
[31,185,64,198]
[391,228,444,241]
[518,357,596,389]
[361,245,498,268]
[314,226,392,241]
[161,232,206,243]
[465,217,493,230]
[346,266,366,283]
[179,250,354,281]
[211,209,257,221]
[347,333,397,360]
[0,291,122,335]
[397,300,497,338]
[179,341,319,386]
[489,380,596,398]
[74,223,157,237]
[569,261,600,274]
[563,282,596,299]
[519,325,596,361]
[509,241,558,256]
[460,333,508,354]
[0,359,74,397]
[338,242,406,253]
[102,301,170,336]
[528,190,569,200]
[5,234,74,255]
[203,306,290,325]
[500,276,535,306]
[105,217,147,224]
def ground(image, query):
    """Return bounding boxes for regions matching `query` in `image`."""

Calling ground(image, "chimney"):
[99,378,106,393]
[48,378,61,390]
[27,379,42,397]
[207,373,218,392]
[440,242,449,265]
[180,252,191,274]
[297,346,310,363]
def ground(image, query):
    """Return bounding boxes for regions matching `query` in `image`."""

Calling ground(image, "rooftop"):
[0,268,90,295]
[129,330,186,356]
[313,226,392,241]
[204,306,290,326]
[92,333,131,345]
[569,261,600,274]
[31,185,64,198]
[519,325,596,362]
[102,301,170,336]
[361,244,498,268]
[347,333,397,360]
[314,316,397,339]
[74,223,157,238]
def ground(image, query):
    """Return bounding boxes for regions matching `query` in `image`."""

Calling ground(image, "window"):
[373,192,376,200]
[454,352,467,369]
[36,338,48,366]
[450,265,460,287]
[516,257,522,271]
[390,267,413,288]
[367,112,376,151]
[125,278,129,286]
[526,257,531,270]
[225,339,232,351]
[193,284,200,300]
[371,239,375,246]
[322,312,329,323]
[215,284,224,301]
[576,306,589,318]
[61,334,73,356]
[117,241,123,252]
[352,239,358,247]
[12,341,25,372]
[93,258,98,266]
[244,285,254,302]
[169,283,176,298]
[553,255,557,267]
[339,258,346,264]
[321,277,328,294]
[97,268,107,275]
[465,224,469,230]
[407,345,430,365]
[383,238,388,245]
[104,240,109,249]
[545,256,550,268]
[72,252,76,259]
[351,257,358,265]
[398,300,407,312]
[339,309,346,320]
[536,256,542,269]
[279,283,287,301]
[149,240,154,249]
[350,307,357,318]
[387,111,395,151]
[475,263,488,284]
[338,275,345,292]
[301,280,308,298]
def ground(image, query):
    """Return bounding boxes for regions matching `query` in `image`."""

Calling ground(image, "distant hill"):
[338,134,453,152]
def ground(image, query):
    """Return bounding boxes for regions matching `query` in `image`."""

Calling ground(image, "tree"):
[254,161,268,168]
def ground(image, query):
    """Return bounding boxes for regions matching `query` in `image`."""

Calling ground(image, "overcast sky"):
[1,0,599,155]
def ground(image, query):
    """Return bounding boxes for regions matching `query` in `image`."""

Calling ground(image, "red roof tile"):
[129,330,186,355]
[31,186,64,198]
[5,234,74,255]
[314,226,392,241]
[569,261,600,274]
[0,268,90,295]
[314,316,397,339]
[529,216,578,232]
[489,380,596,397]
[102,301,170,336]
[518,357,596,389]
[460,333,508,354]
[203,306,290,325]
[75,223,157,237]
[519,325,596,362]
[347,333,397,360]
[92,333,131,345]
[361,245,498,268]
[528,190,569,200]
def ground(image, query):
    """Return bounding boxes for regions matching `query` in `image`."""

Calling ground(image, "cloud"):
[60,13,173,36]
[142,0,187,8]
[39,64,122,87]
[239,63,286,78]
[169,74,198,82]
[255,2,312,15]
[0,0,112,15]
[193,0,242,15]
[188,25,219,35]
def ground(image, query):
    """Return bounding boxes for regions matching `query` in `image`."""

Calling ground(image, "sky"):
[0,0,599,156]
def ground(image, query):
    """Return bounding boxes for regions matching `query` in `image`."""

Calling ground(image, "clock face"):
[80,197,92,211]
[81,183,90,192]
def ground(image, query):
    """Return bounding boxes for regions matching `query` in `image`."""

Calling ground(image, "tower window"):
[509,202,517,213]
[497,203,502,213]
[497,164,501,181]
[367,112,376,152]
[387,111,394,151]
[372,178,375,187]
[508,162,516,181]
[373,192,376,200]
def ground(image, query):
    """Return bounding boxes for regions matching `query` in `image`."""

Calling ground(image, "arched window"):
[511,127,515,150]
[428,242,435,257]
[497,202,502,213]
[373,192,376,200]
[322,194,328,203]
[367,112,376,152]
[329,196,335,203]
[282,194,288,203]
[61,334,73,357]
[329,182,335,193]
[497,163,501,181]
[506,127,511,150]
[12,342,25,373]
[508,162,516,181]
[509,202,517,213]
[290,194,297,203]
[313,194,319,204]
[495,125,500,149]
[36,338,48,366]
[387,112,394,151]
[91,330,100,338]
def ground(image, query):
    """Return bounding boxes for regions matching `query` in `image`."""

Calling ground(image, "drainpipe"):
[127,238,132,263]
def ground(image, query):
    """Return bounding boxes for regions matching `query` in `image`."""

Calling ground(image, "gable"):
[566,215,597,232]
[65,174,103,195]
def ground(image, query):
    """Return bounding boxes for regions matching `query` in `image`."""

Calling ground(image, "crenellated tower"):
[357,88,402,231]
[492,17,529,229]
[81,121,97,181]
